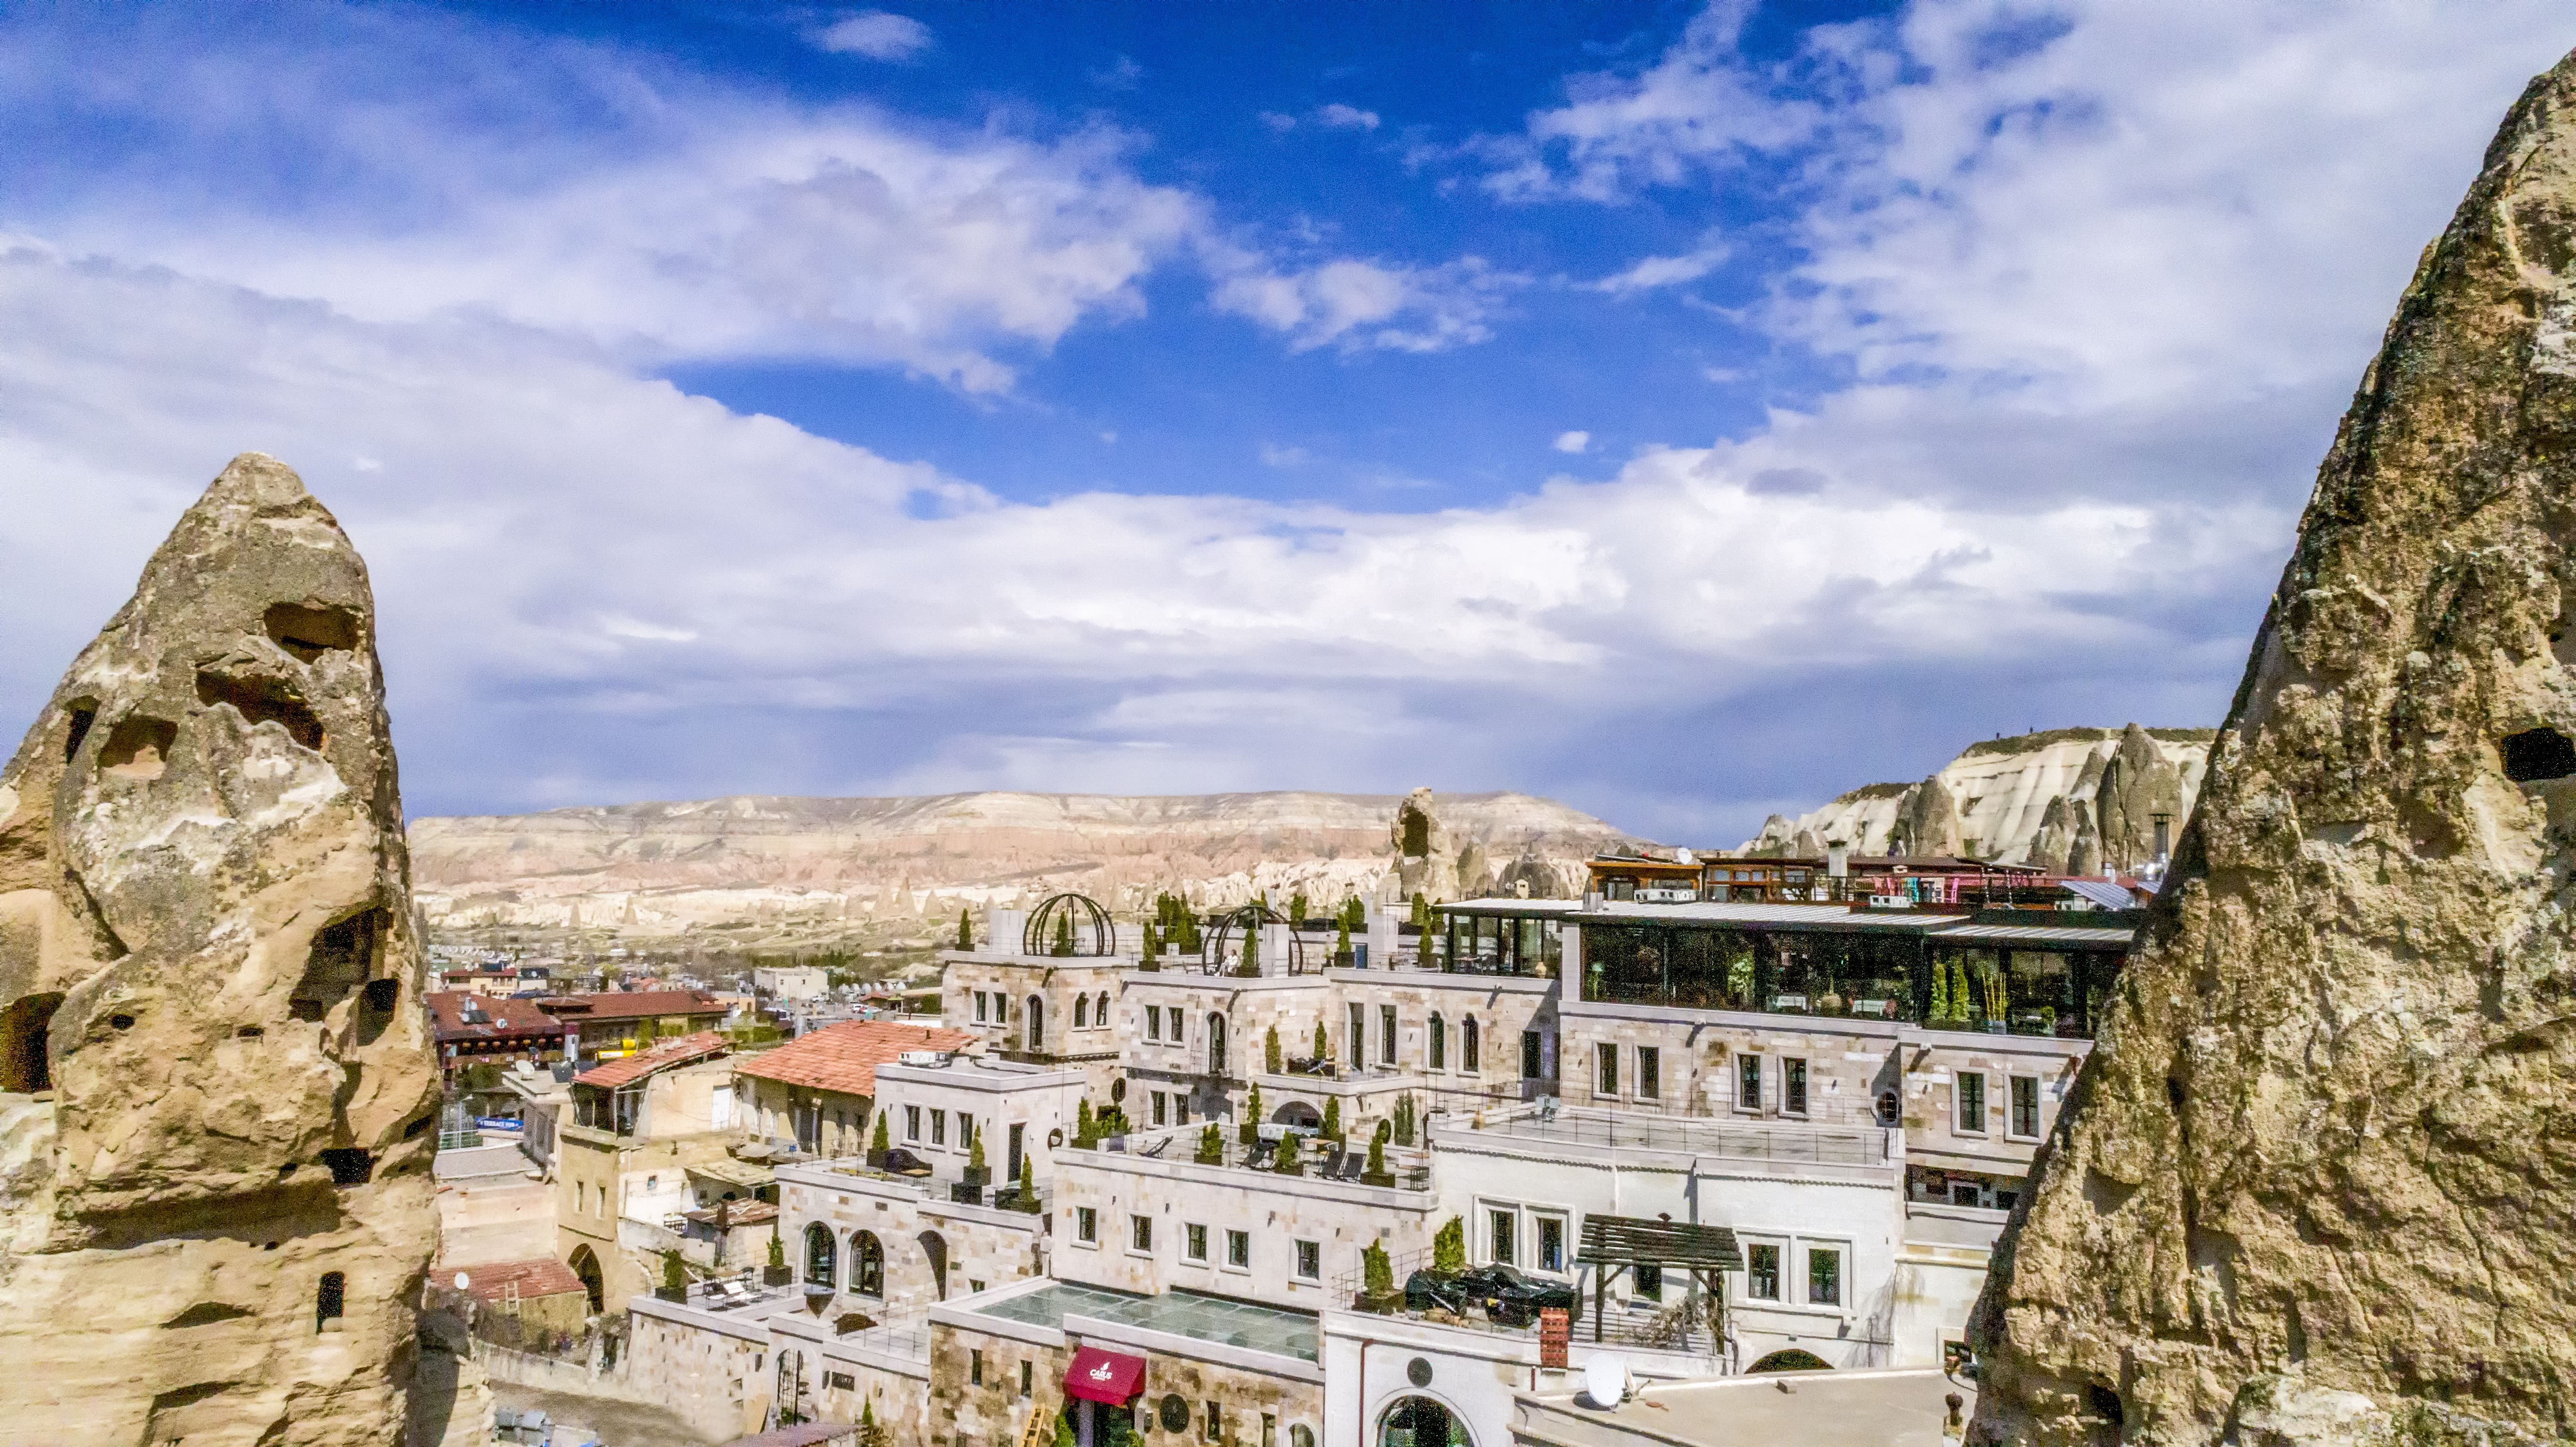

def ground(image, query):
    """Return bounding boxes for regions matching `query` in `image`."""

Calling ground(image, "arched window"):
[1075,995,1090,1029]
[1095,991,1110,1028]
[1292,1427,1316,1447]
[1429,1014,1446,1070]
[804,1222,838,1286]
[852,1231,885,1297]
[1378,1396,1471,1447]
[1026,995,1045,1052]
[919,1230,949,1300]
[569,1245,605,1314]
[1462,1017,1480,1072]
[1206,1012,1227,1076]
[315,1271,345,1333]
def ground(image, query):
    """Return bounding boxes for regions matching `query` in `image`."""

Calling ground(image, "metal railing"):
[1464,1111,1891,1166]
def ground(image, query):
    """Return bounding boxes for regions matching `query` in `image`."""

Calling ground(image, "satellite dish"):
[453,1272,471,1291]
[1582,1354,1629,1409]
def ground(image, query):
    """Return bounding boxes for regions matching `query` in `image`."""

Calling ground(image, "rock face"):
[0,456,450,1444]
[413,786,1631,948]
[1744,725,2212,868]
[1968,54,2576,1445]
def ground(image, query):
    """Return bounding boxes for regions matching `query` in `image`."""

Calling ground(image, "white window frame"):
[1481,1201,1518,1266]
[1954,1071,1989,1136]
[1184,1222,1209,1263]
[1130,1213,1154,1258]
[1635,1045,1659,1101]
[1293,1240,1321,1281]
[974,991,989,1023]
[905,1105,921,1142]
[2007,1074,2042,1141]
[1073,1206,1098,1246]
[1737,1233,1786,1302]
[1735,1052,1763,1112]
[1781,1055,1808,1117]
[1802,1239,1848,1309]
[1224,1228,1251,1274]
[1532,1211,1570,1276]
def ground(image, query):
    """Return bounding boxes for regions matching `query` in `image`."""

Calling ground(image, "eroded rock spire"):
[1969,51,2576,1445]
[0,454,451,1444]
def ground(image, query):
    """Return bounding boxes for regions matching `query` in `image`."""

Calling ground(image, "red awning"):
[1064,1347,1147,1404]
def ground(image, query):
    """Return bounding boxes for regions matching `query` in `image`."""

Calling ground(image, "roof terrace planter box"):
[950,1182,984,1206]
[763,1265,795,1287]
[653,1285,688,1304]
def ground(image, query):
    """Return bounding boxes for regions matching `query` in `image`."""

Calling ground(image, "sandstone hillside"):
[411,789,1645,950]
[1742,724,2215,870]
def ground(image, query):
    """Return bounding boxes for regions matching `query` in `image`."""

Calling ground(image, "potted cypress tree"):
[1271,1131,1303,1176]
[1194,1122,1224,1165]
[1362,1120,1395,1188]
[961,1121,990,1189]
[1240,1083,1263,1145]
[1432,1216,1466,1277]
[867,1112,891,1168]
[1265,1025,1282,1075]
[1321,1096,1343,1146]
[656,1248,688,1303]
[1359,1240,1399,1313]
[763,1228,793,1286]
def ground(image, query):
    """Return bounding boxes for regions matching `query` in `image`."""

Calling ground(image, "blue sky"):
[0,2,2568,839]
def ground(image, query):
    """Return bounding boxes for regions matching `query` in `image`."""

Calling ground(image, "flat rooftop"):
[1455,1108,1891,1168]
[973,1283,1319,1362]
[1516,1368,1970,1447]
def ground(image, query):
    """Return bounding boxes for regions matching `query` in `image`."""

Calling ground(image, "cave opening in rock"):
[98,714,177,780]
[2085,1384,2123,1424]
[263,602,360,663]
[61,699,97,763]
[291,908,383,1020]
[195,670,324,751]
[319,1149,373,1186]
[315,1272,345,1332]
[0,992,65,1093]
[2502,727,2576,783]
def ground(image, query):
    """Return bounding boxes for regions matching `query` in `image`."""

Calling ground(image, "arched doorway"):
[1206,1013,1227,1076]
[568,1245,605,1315]
[1272,1101,1321,1130]
[852,1231,885,1297]
[1026,995,1045,1052]
[804,1222,838,1286]
[919,1230,949,1300]
[1377,1396,1471,1447]
[0,993,64,1094]
[1746,1348,1832,1373]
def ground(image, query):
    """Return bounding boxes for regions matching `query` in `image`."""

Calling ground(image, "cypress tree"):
[955,909,972,951]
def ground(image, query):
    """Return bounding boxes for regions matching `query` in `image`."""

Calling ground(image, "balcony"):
[1437,1105,1893,1171]
[1063,1125,1434,1194]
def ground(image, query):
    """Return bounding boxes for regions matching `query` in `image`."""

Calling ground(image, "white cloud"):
[1259,443,1312,468]
[1553,431,1591,454]
[811,11,934,61]
[1315,103,1382,132]
[1589,237,1729,294]
[1210,255,1522,354]
[1259,111,1299,133]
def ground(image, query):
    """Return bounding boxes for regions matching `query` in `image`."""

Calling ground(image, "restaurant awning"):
[1064,1347,1148,1404]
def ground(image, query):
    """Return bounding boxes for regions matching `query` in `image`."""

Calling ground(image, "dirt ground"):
[491,1382,720,1447]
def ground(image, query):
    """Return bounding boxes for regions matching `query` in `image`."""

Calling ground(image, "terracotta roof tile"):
[731,1020,977,1099]
[538,990,729,1021]
[426,992,570,1041]
[576,1031,730,1089]
[448,1257,586,1303]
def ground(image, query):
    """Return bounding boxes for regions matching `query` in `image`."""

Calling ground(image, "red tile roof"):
[447,1257,587,1304]
[426,992,571,1042]
[731,1020,977,1099]
[539,990,729,1022]
[576,1031,731,1089]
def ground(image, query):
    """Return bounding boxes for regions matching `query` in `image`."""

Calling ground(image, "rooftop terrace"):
[972,1283,1320,1362]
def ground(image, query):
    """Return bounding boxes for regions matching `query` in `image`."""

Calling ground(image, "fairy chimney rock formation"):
[1389,787,1459,902]
[1969,51,2576,1444]
[1893,774,1965,858]
[0,454,449,1444]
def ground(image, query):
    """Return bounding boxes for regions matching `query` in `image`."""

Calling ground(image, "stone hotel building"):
[624,875,2135,1446]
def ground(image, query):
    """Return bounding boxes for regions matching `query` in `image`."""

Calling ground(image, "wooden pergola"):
[1577,1213,1742,1344]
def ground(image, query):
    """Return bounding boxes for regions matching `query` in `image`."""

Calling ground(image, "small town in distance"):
[419,777,2175,1447]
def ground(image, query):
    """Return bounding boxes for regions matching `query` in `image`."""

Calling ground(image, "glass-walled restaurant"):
[1432,903,2133,1040]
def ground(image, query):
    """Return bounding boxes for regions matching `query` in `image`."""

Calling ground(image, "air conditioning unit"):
[897,1050,951,1067]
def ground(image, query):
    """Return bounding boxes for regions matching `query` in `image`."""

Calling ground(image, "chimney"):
[1826,840,1849,879]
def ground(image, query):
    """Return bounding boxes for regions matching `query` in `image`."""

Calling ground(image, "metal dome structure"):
[1205,902,1305,977]
[1022,892,1115,957]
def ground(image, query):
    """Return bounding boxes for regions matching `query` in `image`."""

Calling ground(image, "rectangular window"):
[1783,1057,1808,1115]
[1808,1245,1843,1307]
[1204,1402,1222,1443]
[974,991,989,1023]
[1380,1005,1397,1065]
[1152,1091,1169,1127]
[1075,1207,1097,1244]
[1596,1043,1618,1096]
[931,1110,946,1147]
[1521,1029,1542,1080]
[958,1113,974,1153]
[1537,1216,1566,1274]
[1186,1223,1208,1262]
[970,1349,983,1387]
[1463,1018,1480,1071]
[1009,1123,1026,1181]
[1263,1414,1277,1447]
[1957,1073,1987,1135]
[2010,1075,2040,1138]
[1745,1243,1781,1300]
[905,1105,921,1142]
[1132,1215,1153,1253]
[1226,1229,1250,1268]
[1145,1006,1161,1042]
[1637,1046,1660,1100]
[1737,1053,1762,1110]
[1295,1240,1320,1280]
[1021,1359,1033,1396]
[827,1371,855,1392]
[1349,1003,1365,1064]
[1488,1208,1516,1266]
[1429,1017,1445,1070]
[1634,1263,1662,1300]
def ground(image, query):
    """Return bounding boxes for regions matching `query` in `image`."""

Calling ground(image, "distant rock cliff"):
[411,788,1643,946]
[1743,724,2213,870]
